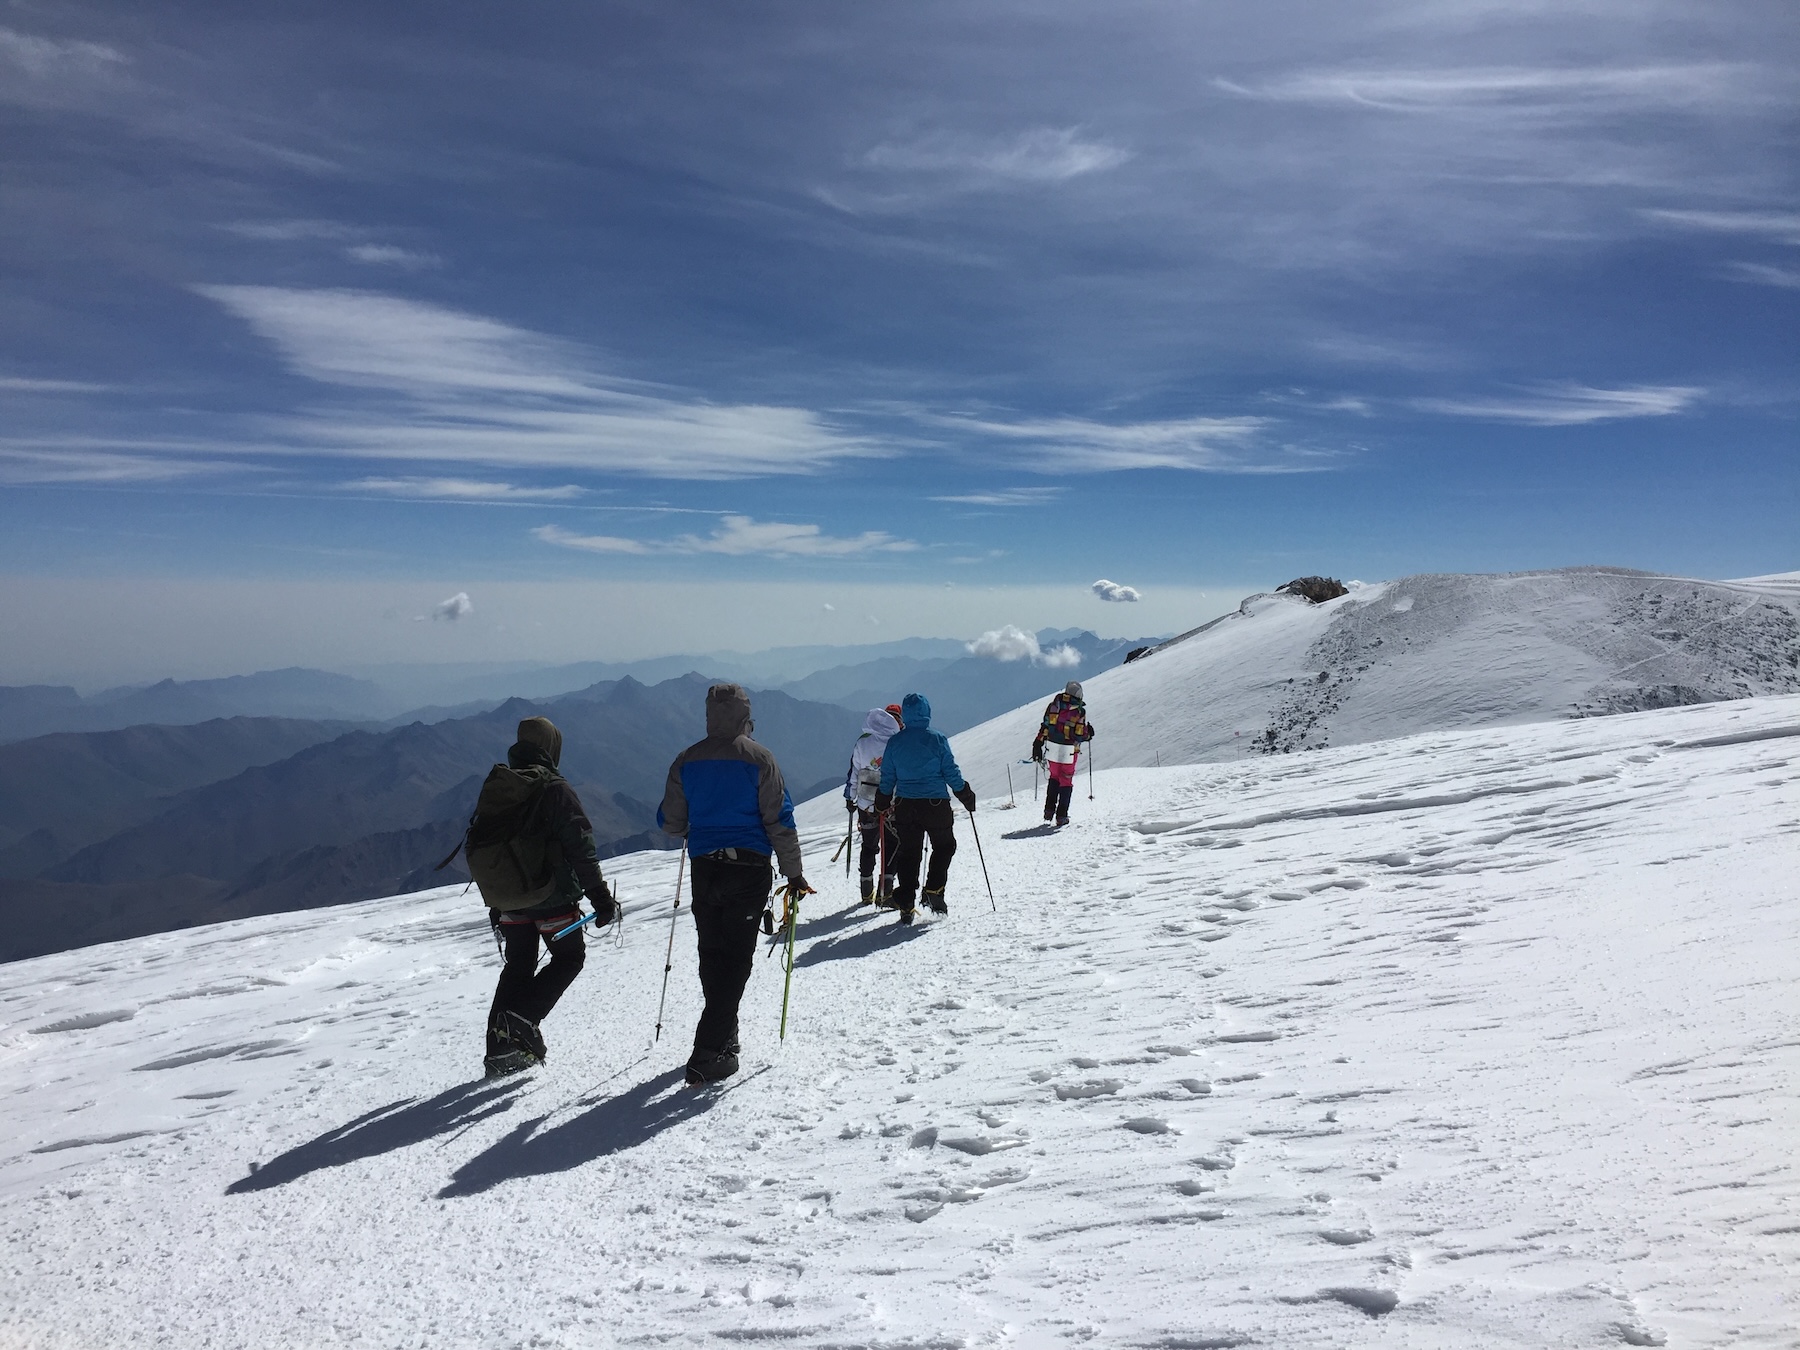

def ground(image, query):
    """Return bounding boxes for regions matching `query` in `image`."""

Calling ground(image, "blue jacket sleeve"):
[878,751,897,796]
[939,735,966,793]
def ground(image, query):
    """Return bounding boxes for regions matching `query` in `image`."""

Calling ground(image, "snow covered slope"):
[947,567,1800,795]
[3,695,1797,1348]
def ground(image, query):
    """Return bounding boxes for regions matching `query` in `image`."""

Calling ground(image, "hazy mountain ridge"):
[0,717,369,879]
[0,669,393,742]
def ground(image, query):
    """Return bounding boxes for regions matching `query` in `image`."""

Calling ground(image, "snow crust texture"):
[949,568,1800,791]
[2,696,1798,1348]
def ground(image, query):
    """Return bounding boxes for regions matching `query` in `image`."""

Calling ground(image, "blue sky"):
[1,1,1796,682]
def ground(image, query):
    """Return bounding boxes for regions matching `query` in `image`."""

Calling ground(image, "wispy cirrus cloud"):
[1641,209,1800,245]
[864,127,1130,184]
[344,477,584,502]
[1724,261,1800,289]
[534,515,916,559]
[929,486,1064,507]
[1218,63,1757,115]
[0,446,225,484]
[195,287,879,479]
[933,412,1292,474]
[343,244,440,269]
[1413,383,1702,425]
[0,26,126,107]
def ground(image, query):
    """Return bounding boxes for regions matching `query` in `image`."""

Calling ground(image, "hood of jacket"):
[508,715,562,769]
[862,707,900,739]
[705,682,753,739]
[899,692,931,730]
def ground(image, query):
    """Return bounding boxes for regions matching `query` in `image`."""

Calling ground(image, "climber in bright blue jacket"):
[873,693,976,923]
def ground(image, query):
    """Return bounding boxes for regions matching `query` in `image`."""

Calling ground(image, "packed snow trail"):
[1,696,1797,1348]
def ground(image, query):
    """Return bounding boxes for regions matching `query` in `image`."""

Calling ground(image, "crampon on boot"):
[922,886,948,915]
[685,1040,741,1088]
[484,1010,545,1078]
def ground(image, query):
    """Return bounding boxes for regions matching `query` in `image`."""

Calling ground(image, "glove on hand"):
[954,784,977,812]
[786,875,814,897]
[1031,743,1045,764]
[585,885,618,927]
[872,791,893,815]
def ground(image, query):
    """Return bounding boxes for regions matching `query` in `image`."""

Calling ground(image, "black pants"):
[1045,781,1075,821]
[856,808,898,878]
[690,852,774,1054]
[892,798,957,906]
[488,907,586,1053]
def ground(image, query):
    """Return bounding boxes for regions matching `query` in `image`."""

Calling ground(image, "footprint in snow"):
[1123,1117,1176,1135]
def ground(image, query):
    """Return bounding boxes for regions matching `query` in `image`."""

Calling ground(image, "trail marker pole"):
[1002,763,1016,809]
[652,851,685,1044]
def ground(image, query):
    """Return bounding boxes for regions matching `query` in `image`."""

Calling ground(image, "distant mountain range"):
[0,675,862,963]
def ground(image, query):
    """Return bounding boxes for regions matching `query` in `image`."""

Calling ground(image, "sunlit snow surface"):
[3,696,1798,1348]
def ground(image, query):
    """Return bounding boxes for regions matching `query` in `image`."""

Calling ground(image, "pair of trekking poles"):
[642,852,810,1046]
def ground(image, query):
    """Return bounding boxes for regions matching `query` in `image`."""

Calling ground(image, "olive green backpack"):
[439,763,561,911]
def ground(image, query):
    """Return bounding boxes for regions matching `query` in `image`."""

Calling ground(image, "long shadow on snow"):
[438,1067,709,1198]
[794,920,928,968]
[226,1080,525,1193]
[1000,823,1060,841]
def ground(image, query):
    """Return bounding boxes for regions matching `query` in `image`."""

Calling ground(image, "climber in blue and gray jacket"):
[659,683,808,1085]
[873,692,976,925]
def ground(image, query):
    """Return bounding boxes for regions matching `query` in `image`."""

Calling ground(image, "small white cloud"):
[348,477,583,501]
[531,524,648,554]
[967,625,1085,668]
[433,592,473,622]
[1413,383,1701,425]
[822,602,836,611]
[344,244,441,270]
[1091,579,1142,603]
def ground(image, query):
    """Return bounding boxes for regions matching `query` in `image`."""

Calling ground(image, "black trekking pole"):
[652,851,686,1044]
[1087,745,1095,800]
[966,808,996,911]
[845,806,853,878]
